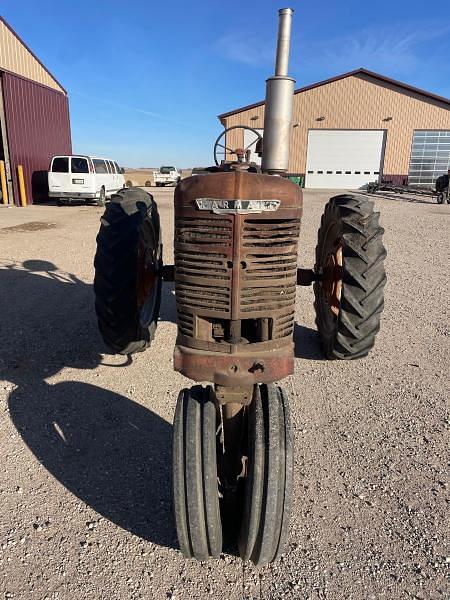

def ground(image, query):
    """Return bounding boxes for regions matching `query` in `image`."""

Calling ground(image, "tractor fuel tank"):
[173,169,302,386]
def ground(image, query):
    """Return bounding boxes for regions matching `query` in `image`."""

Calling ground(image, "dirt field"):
[0,189,448,599]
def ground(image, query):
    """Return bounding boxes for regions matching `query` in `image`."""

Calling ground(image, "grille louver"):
[175,216,232,320]
[240,218,300,325]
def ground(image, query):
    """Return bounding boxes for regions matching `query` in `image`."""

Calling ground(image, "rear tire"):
[172,386,222,560]
[96,186,106,207]
[94,187,162,354]
[437,191,445,204]
[314,194,387,359]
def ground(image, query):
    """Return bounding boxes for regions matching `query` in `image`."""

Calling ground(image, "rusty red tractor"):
[94,8,386,565]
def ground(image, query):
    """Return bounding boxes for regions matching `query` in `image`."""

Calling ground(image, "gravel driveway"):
[0,189,448,599]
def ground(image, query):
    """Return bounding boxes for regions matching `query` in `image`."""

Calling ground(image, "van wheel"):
[97,187,106,207]
[94,187,162,354]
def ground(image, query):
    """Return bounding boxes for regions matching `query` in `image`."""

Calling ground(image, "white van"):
[48,155,126,205]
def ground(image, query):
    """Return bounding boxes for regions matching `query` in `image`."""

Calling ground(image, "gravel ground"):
[0,189,448,600]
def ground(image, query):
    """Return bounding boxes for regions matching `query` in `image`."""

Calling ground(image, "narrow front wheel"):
[172,386,222,560]
[239,384,293,565]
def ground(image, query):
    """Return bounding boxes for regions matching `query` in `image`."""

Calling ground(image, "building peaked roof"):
[218,68,450,120]
[0,16,66,94]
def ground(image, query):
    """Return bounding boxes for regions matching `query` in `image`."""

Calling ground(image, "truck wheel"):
[314,194,386,359]
[96,187,106,206]
[172,386,222,560]
[437,192,445,204]
[94,187,162,354]
[239,384,293,566]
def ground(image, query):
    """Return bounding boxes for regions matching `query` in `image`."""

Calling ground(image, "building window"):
[408,130,450,188]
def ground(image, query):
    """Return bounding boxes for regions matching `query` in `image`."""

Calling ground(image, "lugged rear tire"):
[314,194,387,359]
[94,187,162,354]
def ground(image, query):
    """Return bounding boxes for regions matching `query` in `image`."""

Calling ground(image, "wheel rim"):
[136,240,160,327]
[322,242,343,316]
[320,223,343,318]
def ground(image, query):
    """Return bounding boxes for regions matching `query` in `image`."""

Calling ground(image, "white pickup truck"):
[153,166,181,187]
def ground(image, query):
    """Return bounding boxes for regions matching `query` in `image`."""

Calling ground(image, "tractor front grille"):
[175,213,300,342]
[175,216,232,326]
[240,218,300,338]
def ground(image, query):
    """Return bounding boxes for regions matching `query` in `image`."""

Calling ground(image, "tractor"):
[93,8,386,565]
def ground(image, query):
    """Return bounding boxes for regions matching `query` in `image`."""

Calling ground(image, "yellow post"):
[0,160,8,205]
[17,165,27,207]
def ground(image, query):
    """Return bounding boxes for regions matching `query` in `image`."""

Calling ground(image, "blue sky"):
[3,0,450,167]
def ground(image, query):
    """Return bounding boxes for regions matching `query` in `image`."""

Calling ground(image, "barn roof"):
[0,16,66,94]
[218,68,450,120]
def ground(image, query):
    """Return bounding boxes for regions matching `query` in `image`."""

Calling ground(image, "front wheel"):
[314,194,387,359]
[239,384,293,565]
[94,187,162,354]
[172,386,222,560]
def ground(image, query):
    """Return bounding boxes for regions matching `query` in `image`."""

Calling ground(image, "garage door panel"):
[408,130,450,188]
[305,130,385,189]
[244,128,263,165]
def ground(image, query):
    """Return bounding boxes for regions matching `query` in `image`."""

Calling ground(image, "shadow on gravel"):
[293,323,324,360]
[0,260,177,549]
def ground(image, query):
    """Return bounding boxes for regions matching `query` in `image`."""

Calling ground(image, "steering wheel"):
[213,125,263,166]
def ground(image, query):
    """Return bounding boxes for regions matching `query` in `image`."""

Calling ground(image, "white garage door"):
[305,130,385,189]
[244,128,263,165]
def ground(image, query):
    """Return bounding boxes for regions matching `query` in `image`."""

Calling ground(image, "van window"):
[71,157,89,174]
[52,157,69,172]
[107,160,115,173]
[114,162,122,174]
[93,159,108,174]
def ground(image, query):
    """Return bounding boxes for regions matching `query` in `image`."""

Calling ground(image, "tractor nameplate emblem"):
[196,198,280,214]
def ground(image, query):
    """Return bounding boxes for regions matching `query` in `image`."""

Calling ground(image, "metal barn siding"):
[2,72,72,204]
[219,70,450,182]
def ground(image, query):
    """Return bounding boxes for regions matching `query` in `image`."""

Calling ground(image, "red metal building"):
[0,17,72,205]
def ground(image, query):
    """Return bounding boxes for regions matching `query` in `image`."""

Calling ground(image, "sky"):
[2,0,450,167]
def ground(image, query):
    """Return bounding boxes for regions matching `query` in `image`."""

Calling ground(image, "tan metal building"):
[218,69,450,189]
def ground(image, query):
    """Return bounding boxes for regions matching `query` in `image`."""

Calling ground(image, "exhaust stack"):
[261,8,295,174]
